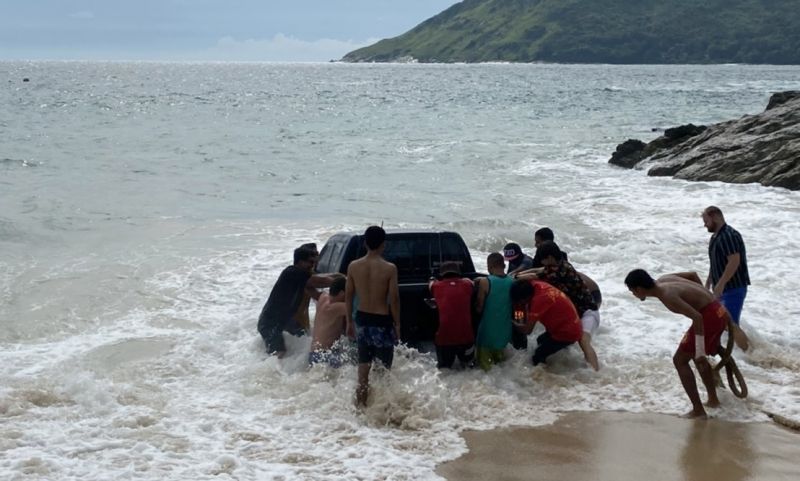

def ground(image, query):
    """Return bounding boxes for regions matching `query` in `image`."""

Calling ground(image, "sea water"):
[1,62,799,480]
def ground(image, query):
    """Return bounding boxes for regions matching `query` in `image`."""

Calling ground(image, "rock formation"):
[609,91,800,190]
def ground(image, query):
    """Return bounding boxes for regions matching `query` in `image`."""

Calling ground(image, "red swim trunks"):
[678,300,729,356]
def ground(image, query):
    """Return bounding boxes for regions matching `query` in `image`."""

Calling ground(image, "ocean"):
[1,61,799,480]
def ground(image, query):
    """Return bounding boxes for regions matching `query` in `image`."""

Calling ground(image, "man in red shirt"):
[510,279,583,366]
[429,261,475,369]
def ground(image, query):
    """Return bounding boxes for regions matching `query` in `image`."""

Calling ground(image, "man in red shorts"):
[625,269,729,419]
[510,279,583,366]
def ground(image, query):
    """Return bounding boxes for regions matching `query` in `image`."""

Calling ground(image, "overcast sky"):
[0,1,459,61]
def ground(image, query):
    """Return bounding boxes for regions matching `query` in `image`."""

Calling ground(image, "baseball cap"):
[503,242,522,260]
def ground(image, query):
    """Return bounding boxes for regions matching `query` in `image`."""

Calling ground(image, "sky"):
[0,1,459,62]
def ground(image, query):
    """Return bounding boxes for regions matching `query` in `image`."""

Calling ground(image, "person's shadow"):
[680,419,754,481]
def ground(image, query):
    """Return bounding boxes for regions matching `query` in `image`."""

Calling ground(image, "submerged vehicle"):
[316,231,479,345]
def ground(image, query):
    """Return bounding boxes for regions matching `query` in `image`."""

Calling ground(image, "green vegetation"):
[342,0,800,64]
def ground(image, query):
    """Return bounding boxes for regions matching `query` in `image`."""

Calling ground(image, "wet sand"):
[437,412,800,481]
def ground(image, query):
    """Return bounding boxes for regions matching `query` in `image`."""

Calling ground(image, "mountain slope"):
[342,0,800,64]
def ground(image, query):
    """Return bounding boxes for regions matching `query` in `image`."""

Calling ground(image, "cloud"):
[201,34,378,62]
[68,11,95,20]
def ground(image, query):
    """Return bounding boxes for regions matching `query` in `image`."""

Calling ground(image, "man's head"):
[702,206,725,233]
[534,227,554,248]
[329,275,346,300]
[503,242,522,262]
[486,252,505,273]
[364,225,386,251]
[510,279,534,305]
[293,246,318,271]
[624,268,656,301]
[299,242,319,269]
[439,261,461,278]
[535,241,562,267]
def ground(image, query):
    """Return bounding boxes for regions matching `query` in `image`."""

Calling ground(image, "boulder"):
[609,92,800,190]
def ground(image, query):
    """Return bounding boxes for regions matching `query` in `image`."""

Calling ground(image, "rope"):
[712,320,747,398]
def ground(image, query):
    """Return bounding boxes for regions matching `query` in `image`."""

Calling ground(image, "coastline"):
[436,411,800,481]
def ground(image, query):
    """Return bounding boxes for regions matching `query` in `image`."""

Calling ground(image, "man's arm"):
[307,273,335,289]
[662,272,703,285]
[712,253,741,298]
[344,266,355,338]
[388,265,401,341]
[513,267,545,280]
[662,294,707,358]
[474,277,488,315]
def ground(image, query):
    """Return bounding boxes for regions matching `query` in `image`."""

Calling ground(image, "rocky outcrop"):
[609,91,800,190]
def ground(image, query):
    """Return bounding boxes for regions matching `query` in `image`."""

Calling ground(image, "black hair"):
[364,225,386,250]
[329,276,346,296]
[510,279,534,304]
[294,246,316,264]
[487,252,505,269]
[535,241,562,262]
[534,227,554,241]
[299,242,318,254]
[624,269,656,289]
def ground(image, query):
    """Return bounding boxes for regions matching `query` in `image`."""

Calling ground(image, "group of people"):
[257,205,751,417]
[428,228,603,373]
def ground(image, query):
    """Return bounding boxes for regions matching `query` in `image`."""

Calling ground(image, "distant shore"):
[437,411,800,481]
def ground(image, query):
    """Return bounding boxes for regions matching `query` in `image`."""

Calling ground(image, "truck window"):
[383,236,436,282]
[440,233,475,273]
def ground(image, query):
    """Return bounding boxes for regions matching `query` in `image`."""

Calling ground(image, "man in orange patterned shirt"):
[510,279,583,366]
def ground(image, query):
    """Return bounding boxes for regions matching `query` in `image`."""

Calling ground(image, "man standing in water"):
[625,269,729,419]
[345,226,400,407]
[258,246,334,357]
[474,253,513,370]
[702,206,750,350]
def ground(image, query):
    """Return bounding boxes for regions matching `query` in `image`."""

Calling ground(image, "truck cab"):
[316,231,478,346]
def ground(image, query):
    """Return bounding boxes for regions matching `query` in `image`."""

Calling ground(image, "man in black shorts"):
[257,246,334,357]
[345,226,400,407]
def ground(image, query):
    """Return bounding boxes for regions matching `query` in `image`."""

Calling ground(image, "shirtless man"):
[345,226,400,407]
[309,275,347,367]
[625,269,731,419]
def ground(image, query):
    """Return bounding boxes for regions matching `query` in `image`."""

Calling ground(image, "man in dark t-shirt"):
[258,246,334,357]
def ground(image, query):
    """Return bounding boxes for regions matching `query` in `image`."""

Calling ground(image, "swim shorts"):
[355,311,396,368]
[720,287,747,325]
[678,300,728,356]
[476,347,505,371]
[308,344,347,368]
[580,309,600,336]
[260,322,287,354]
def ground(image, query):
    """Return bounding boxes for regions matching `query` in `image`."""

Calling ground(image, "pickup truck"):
[315,230,480,346]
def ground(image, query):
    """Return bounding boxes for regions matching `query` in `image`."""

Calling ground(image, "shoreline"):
[436,411,800,481]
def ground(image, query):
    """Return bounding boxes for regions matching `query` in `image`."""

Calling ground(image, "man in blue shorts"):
[345,226,400,407]
[702,206,750,350]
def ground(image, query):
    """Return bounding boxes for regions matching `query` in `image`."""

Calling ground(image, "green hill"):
[342,0,800,64]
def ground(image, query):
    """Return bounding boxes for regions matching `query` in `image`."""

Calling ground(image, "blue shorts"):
[355,311,396,367]
[309,346,346,368]
[721,287,747,324]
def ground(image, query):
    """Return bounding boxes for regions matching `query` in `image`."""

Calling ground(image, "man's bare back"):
[348,255,396,315]
[657,275,716,317]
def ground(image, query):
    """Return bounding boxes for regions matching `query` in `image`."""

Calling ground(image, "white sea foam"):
[1,62,799,480]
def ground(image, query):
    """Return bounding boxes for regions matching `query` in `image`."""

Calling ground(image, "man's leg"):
[356,363,371,407]
[578,332,599,371]
[436,345,455,369]
[694,357,720,408]
[532,332,572,366]
[673,349,707,419]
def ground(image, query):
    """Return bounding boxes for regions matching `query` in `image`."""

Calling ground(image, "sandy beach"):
[437,412,800,481]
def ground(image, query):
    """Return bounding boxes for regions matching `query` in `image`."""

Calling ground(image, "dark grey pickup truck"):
[316,230,480,346]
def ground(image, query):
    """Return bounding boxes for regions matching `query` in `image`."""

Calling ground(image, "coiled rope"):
[712,320,747,398]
